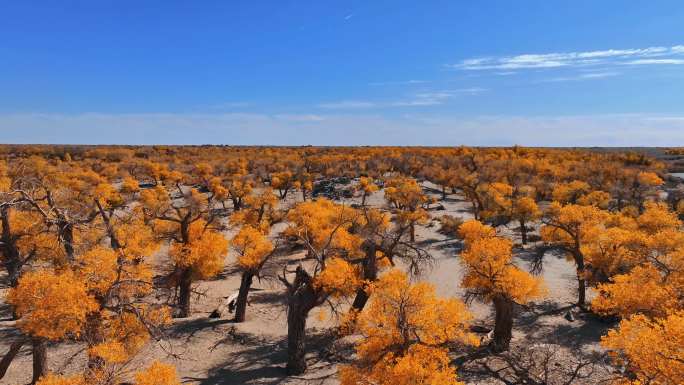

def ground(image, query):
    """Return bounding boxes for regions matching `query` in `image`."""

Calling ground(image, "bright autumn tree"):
[229,187,280,233]
[271,171,295,200]
[348,206,431,313]
[551,180,591,204]
[74,217,169,379]
[357,176,379,207]
[540,202,609,308]
[7,269,99,383]
[511,196,541,245]
[229,225,275,322]
[384,177,431,242]
[339,269,478,385]
[458,221,545,352]
[601,311,684,385]
[280,198,363,374]
[141,185,228,318]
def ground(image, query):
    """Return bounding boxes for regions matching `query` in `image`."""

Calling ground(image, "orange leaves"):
[636,202,681,234]
[8,269,98,340]
[314,258,361,298]
[384,177,428,210]
[512,196,540,220]
[286,198,362,259]
[601,311,684,385]
[356,269,477,356]
[340,269,475,385]
[460,234,545,304]
[636,171,663,187]
[134,361,182,385]
[552,180,591,204]
[339,344,465,385]
[133,361,182,385]
[230,225,274,271]
[169,219,228,279]
[593,265,676,318]
[35,373,86,385]
[457,219,495,244]
[75,246,119,296]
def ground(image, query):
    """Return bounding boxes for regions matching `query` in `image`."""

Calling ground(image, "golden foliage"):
[134,361,182,385]
[602,311,684,385]
[231,225,274,271]
[169,219,228,279]
[8,270,98,340]
[461,235,545,303]
[339,269,476,385]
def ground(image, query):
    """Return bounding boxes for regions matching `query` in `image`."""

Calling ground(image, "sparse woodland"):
[0,145,683,385]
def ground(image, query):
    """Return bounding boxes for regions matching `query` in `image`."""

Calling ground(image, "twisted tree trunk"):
[285,267,319,375]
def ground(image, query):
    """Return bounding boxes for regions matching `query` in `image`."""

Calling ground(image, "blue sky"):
[1,1,683,145]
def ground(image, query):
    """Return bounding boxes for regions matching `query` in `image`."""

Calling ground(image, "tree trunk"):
[285,267,319,375]
[520,219,527,245]
[577,273,587,310]
[60,221,75,262]
[85,311,105,370]
[574,251,587,310]
[177,268,193,318]
[234,271,254,323]
[410,223,416,243]
[0,339,25,380]
[352,243,378,312]
[441,185,447,200]
[491,296,513,353]
[31,338,47,384]
[1,206,22,288]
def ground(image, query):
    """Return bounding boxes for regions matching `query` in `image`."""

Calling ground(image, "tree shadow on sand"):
[187,330,349,385]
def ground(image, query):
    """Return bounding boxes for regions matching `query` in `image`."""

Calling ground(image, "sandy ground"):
[0,182,616,385]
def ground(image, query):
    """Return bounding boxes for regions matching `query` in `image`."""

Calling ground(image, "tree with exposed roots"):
[458,220,545,352]
[339,269,478,385]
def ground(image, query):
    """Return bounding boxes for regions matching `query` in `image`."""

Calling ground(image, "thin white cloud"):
[2,112,683,146]
[450,45,684,71]
[344,13,353,20]
[320,88,487,109]
[623,59,684,65]
[543,71,620,82]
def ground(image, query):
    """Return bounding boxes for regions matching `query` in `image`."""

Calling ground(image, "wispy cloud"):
[543,71,620,82]
[449,45,684,71]
[344,13,353,20]
[319,88,487,109]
